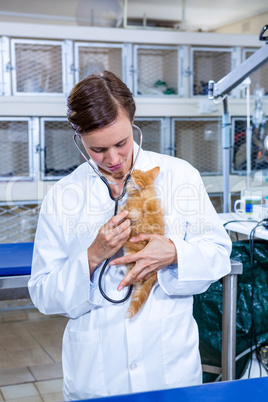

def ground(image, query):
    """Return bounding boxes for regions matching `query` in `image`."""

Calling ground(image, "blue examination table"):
[82,377,268,402]
[0,242,33,293]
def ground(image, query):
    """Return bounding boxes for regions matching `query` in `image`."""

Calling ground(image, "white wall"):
[214,11,268,35]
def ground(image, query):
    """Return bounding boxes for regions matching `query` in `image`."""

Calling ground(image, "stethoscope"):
[73,124,143,304]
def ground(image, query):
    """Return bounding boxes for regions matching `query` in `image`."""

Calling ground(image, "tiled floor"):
[0,300,68,402]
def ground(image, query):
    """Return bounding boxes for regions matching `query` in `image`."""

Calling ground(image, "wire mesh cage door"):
[134,118,170,154]
[172,118,222,175]
[74,42,126,83]
[10,39,73,96]
[231,117,268,174]
[242,48,268,97]
[133,45,180,97]
[40,118,85,180]
[0,117,35,180]
[190,47,234,97]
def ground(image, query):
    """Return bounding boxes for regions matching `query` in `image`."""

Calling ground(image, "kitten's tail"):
[125,274,157,319]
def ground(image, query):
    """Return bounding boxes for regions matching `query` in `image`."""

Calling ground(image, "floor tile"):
[0,306,65,401]
[1,383,39,400]
[0,348,53,370]
[0,367,35,387]
[35,379,63,395]
[29,362,63,381]
[24,317,67,338]
[43,345,63,363]
[0,322,31,340]
[1,310,28,323]
[26,332,63,349]
[0,325,40,353]
[42,392,64,402]
[6,397,42,402]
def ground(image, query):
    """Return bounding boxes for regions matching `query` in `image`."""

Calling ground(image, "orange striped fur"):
[120,167,165,318]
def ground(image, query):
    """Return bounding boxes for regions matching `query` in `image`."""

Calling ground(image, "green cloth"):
[193,240,268,381]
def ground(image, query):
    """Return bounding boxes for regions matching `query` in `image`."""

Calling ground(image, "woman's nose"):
[105,148,120,165]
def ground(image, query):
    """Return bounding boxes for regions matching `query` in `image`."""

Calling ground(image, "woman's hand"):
[87,211,131,275]
[110,233,177,291]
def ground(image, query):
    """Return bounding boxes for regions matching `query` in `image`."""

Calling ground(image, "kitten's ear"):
[148,166,160,179]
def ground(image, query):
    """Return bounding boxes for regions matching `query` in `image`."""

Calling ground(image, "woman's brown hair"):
[67,70,136,135]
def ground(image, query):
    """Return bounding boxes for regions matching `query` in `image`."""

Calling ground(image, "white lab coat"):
[28,143,232,401]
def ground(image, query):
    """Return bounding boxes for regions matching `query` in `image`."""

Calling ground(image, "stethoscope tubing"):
[98,200,133,304]
[73,124,143,303]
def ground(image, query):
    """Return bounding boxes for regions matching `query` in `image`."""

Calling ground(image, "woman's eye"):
[116,140,126,148]
[91,140,126,153]
[92,148,104,153]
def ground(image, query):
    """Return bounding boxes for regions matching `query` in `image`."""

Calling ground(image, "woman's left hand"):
[110,233,177,291]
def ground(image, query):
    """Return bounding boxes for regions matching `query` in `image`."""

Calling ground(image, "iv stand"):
[208,24,268,213]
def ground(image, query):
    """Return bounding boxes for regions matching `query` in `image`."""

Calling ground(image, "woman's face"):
[80,113,134,180]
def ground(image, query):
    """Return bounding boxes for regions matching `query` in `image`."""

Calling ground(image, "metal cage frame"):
[134,117,171,155]
[190,46,239,98]
[40,116,85,181]
[171,116,223,175]
[74,41,132,89]
[133,44,184,97]
[0,36,11,96]
[242,47,268,97]
[0,116,39,181]
[10,38,73,96]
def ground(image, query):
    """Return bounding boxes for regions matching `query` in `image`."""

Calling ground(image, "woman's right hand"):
[87,210,131,275]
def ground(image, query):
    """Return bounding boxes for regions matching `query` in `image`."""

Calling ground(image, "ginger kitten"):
[120,166,165,318]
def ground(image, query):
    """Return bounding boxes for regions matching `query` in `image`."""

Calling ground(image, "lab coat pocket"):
[161,308,200,386]
[63,328,106,399]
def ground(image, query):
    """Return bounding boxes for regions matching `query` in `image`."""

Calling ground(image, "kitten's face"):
[127,167,160,194]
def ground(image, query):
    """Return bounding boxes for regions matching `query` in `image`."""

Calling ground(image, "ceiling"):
[0,0,267,32]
